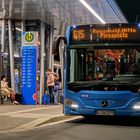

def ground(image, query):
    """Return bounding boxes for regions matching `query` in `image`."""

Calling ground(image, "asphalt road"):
[0,116,140,140]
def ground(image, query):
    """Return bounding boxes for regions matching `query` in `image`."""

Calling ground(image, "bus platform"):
[0,105,64,133]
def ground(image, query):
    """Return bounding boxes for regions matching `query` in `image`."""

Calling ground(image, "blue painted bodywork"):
[64,26,140,116]
[64,89,140,116]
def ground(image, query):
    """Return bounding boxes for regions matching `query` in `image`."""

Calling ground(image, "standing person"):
[47,68,55,104]
[1,75,19,104]
[53,74,60,105]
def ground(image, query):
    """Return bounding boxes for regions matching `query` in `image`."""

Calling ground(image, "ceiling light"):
[15,27,23,32]
[78,0,106,24]
[72,25,77,28]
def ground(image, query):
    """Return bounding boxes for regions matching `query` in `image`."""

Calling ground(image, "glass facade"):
[0,19,52,96]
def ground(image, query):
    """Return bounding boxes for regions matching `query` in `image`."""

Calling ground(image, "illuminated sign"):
[22,32,38,46]
[70,24,140,43]
[21,46,37,105]
[21,31,38,105]
[72,29,85,40]
[92,28,136,39]
[25,33,34,42]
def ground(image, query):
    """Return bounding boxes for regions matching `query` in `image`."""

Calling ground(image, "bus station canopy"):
[0,0,127,30]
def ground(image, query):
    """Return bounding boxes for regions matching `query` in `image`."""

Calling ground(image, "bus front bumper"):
[64,103,140,116]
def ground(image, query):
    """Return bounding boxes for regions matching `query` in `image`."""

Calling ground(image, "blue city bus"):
[63,24,140,116]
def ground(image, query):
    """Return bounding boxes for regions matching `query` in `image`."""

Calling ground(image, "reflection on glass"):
[67,47,140,82]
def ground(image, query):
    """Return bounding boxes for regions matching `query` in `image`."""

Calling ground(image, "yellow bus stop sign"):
[22,32,38,46]
[25,33,34,42]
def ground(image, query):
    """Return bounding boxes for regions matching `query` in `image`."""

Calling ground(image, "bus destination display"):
[71,24,140,43]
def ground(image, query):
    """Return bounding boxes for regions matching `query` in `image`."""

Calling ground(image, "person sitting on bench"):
[1,75,19,105]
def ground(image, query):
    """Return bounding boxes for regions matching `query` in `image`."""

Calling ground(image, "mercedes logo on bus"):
[101,100,108,107]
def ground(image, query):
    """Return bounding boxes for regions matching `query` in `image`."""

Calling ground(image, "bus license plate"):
[96,110,114,116]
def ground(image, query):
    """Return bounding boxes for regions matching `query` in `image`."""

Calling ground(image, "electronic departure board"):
[70,24,140,44]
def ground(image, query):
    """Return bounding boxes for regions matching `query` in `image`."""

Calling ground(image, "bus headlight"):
[64,99,79,109]
[133,102,140,110]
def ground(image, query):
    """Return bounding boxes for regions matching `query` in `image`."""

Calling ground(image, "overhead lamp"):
[78,0,106,24]
[14,54,20,58]
[72,25,77,28]
[15,27,23,32]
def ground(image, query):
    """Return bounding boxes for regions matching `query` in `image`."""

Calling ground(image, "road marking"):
[11,114,65,132]
[36,116,82,129]
[0,116,82,133]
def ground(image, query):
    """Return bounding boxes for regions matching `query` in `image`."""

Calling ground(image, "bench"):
[1,90,11,104]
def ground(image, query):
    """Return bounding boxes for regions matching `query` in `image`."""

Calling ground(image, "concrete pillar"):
[1,20,5,52]
[39,20,45,104]
[49,27,53,69]
[21,20,25,32]
[1,0,6,52]
[8,20,15,90]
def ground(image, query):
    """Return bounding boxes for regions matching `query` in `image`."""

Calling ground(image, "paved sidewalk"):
[0,105,63,133]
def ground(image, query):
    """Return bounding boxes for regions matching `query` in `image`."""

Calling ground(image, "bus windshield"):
[67,47,140,83]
